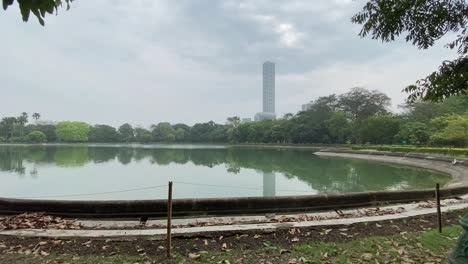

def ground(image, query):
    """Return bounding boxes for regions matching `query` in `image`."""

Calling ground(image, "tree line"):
[1,87,467,146]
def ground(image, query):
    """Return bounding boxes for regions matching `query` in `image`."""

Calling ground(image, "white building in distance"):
[301,102,313,111]
[255,61,276,121]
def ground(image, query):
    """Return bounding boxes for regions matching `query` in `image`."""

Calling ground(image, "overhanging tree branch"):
[352,0,468,102]
[2,0,72,26]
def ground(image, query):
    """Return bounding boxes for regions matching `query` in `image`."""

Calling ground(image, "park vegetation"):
[0,87,467,147]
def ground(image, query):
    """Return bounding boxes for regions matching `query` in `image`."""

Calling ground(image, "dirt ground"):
[0,209,466,263]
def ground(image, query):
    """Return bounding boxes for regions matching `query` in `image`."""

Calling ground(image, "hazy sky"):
[1,0,456,127]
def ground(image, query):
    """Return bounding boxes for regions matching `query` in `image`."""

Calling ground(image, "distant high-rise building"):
[255,61,276,121]
[262,61,275,114]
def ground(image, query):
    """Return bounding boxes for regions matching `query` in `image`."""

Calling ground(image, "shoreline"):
[315,151,468,187]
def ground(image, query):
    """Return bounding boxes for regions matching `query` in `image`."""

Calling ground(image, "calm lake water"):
[0,144,450,200]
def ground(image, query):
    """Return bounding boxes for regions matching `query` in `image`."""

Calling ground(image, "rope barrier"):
[11,181,316,200]
[14,184,167,199]
[173,181,315,194]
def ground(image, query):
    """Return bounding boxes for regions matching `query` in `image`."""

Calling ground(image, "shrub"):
[8,136,28,143]
[27,131,47,143]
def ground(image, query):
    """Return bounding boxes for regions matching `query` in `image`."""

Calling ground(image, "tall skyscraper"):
[262,61,275,114]
[255,61,276,121]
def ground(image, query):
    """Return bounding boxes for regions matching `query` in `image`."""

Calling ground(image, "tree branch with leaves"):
[352,0,467,102]
[2,0,72,26]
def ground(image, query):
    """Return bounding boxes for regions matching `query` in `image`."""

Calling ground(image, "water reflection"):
[0,145,451,195]
[263,172,276,196]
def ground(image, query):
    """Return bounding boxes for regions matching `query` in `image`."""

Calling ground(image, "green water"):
[0,144,450,200]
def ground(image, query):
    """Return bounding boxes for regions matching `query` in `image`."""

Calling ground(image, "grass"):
[351,145,468,158]
[0,225,463,263]
[290,226,462,263]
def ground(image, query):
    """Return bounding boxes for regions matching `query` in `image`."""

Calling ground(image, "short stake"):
[436,183,442,233]
[167,181,173,258]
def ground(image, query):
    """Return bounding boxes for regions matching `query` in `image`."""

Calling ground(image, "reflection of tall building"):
[263,172,276,196]
[255,62,276,121]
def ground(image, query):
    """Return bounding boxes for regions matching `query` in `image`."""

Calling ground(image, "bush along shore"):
[351,145,468,157]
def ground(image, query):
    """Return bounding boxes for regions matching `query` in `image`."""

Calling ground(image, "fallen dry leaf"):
[0,213,81,230]
[188,253,201,259]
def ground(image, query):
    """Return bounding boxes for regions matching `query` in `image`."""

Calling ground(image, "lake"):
[0,144,450,200]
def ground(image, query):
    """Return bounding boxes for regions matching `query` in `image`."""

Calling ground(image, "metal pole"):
[436,183,442,233]
[167,181,173,258]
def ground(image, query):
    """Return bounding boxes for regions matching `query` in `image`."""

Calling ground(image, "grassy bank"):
[351,145,468,157]
[0,224,463,263]
[4,207,466,263]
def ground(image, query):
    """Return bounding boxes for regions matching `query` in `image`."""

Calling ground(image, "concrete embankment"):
[1,187,468,218]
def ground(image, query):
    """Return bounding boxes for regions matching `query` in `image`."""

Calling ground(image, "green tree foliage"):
[352,0,467,102]
[27,131,47,143]
[151,122,176,142]
[2,0,72,26]
[360,115,400,144]
[55,121,89,142]
[175,128,185,142]
[134,127,152,143]
[17,112,28,137]
[0,117,17,139]
[88,125,119,142]
[190,121,227,142]
[226,116,241,142]
[430,114,468,147]
[173,123,191,142]
[271,118,292,143]
[327,112,350,144]
[338,87,391,121]
[25,124,56,142]
[306,95,339,113]
[118,123,134,142]
[400,95,468,123]
[396,122,430,145]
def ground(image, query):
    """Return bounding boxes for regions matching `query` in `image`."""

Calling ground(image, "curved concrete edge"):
[315,152,468,187]
[1,199,467,238]
[4,186,468,218]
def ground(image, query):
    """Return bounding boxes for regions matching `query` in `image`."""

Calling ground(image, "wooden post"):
[167,181,173,258]
[436,183,442,233]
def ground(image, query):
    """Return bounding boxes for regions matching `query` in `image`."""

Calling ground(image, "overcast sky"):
[0,0,456,127]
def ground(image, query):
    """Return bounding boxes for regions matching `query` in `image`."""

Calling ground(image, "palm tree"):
[32,113,40,121]
[0,117,17,138]
[17,112,28,137]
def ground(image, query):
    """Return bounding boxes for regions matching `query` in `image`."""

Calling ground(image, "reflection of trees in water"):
[117,148,133,165]
[0,146,26,175]
[0,145,450,193]
[54,147,89,167]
